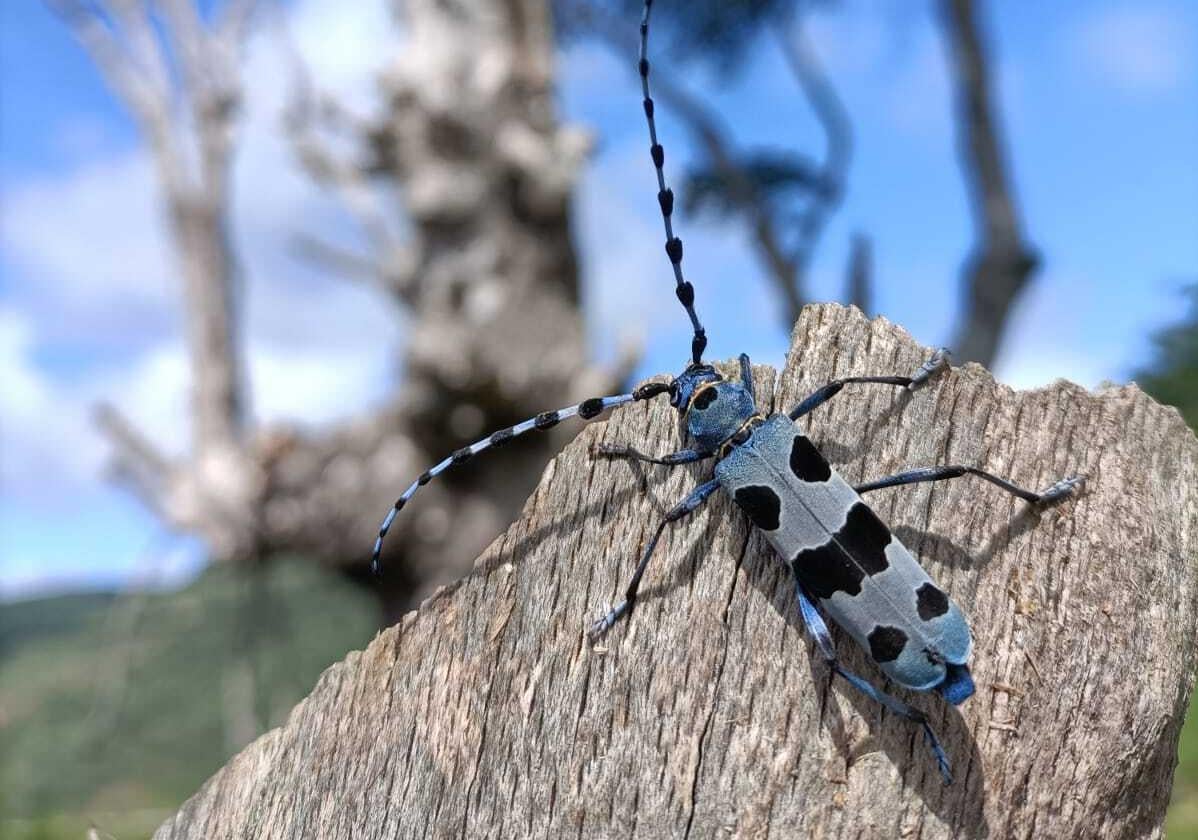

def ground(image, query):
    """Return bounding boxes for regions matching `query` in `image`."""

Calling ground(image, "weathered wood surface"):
[155,305,1198,839]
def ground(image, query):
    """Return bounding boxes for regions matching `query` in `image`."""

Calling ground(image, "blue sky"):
[1,0,1195,598]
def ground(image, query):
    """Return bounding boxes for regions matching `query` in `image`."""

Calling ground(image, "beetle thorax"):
[686,381,757,450]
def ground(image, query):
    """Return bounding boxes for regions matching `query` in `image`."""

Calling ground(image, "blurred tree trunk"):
[940,0,1039,367]
[57,0,628,623]
[53,0,262,563]
[279,0,630,621]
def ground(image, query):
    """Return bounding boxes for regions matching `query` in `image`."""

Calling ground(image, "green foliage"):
[1137,284,1198,839]
[1175,712,1198,839]
[0,592,119,656]
[0,561,378,840]
[1135,284,1198,428]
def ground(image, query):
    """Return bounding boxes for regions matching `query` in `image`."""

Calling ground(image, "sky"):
[1,0,1195,599]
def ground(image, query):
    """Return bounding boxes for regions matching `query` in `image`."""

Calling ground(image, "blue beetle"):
[371,0,1083,782]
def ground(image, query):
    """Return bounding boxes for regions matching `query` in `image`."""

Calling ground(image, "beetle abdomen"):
[715,414,971,692]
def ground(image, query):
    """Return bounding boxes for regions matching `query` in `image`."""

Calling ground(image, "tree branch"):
[569,0,858,332]
[57,0,256,541]
[774,12,852,257]
[845,232,872,315]
[289,233,384,282]
[48,1,182,179]
[283,65,401,257]
[652,73,805,327]
[939,0,1039,367]
[216,0,257,51]
[93,402,172,515]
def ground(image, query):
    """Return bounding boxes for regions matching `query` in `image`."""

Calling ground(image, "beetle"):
[585,350,1081,782]
[371,0,1084,782]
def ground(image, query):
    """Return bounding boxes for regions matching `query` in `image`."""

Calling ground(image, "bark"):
[153,304,1198,839]
[940,0,1039,368]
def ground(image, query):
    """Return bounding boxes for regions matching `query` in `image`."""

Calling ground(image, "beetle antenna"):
[638,0,707,365]
[371,382,672,572]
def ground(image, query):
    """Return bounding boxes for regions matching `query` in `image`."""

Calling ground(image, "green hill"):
[0,560,379,840]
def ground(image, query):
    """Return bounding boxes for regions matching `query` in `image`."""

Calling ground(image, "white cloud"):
[1,0,399,534]
[286,0,394,99]
[0,309,107,496]
[1,151,177,345]
[249,340,393,428]
[1071,5,1195,96]
[0,306,189,504]
[108,344,191,455]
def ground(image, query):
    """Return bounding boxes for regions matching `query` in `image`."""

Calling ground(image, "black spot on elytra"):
[841,503,892,575]
[916,582,950,620]
[693,387,718,410]
[734,485,781,531]
[790,435,832,482]
[792,542,861,599]
[791,502,893,599]
[868,625,908,663]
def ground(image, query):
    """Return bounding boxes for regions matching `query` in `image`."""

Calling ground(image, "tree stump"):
[154,305,1198,839]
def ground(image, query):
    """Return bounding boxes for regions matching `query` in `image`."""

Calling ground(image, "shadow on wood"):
[154,304,1198,839]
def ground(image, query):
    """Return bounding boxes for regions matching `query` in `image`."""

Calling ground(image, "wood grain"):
[154,304,1198,839]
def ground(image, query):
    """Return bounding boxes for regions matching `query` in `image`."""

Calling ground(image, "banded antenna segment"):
[371,381,672,572]
[639,0,707,365]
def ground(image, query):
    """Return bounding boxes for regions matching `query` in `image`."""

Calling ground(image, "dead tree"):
[53,0,260,559]
[56,0,627,621]
[940,0,1039,367]
[152,305,1198,839]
